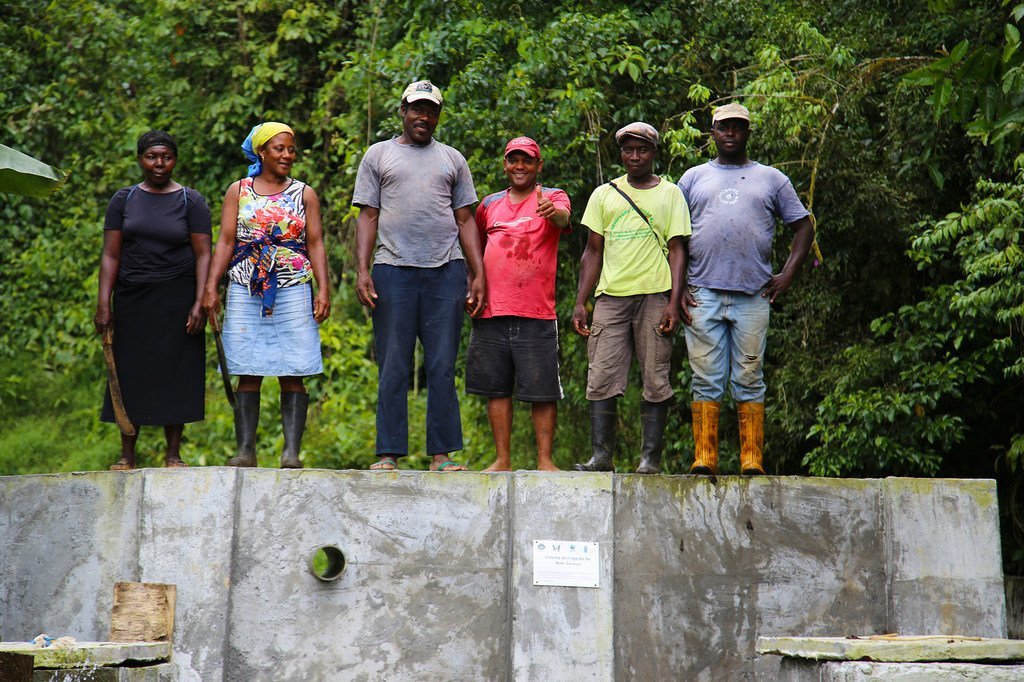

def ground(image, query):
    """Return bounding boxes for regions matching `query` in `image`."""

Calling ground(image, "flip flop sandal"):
[164,459,189,468]
[432,459,467,472]
[369,457,397,471]
[109,460,134,471]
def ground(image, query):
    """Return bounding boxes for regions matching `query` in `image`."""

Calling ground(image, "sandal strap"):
[435,460,465,471]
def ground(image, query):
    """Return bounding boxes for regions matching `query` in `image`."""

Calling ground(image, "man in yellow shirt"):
[572,122,691,473]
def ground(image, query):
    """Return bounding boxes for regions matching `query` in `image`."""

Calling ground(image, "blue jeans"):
[684,286,770,403]
[371,262,466,456]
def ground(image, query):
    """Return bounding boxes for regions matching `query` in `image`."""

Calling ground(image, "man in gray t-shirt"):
[352,80,486,472]
[677,102,814,477]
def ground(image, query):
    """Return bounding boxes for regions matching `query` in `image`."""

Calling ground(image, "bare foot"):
[164,457,188,468]
[536,460,561,472]
[483,460,512,472]
[109,458,134,471]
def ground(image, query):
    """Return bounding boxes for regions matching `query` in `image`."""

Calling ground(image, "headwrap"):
[137,130,177,157]
[241,122,295,177]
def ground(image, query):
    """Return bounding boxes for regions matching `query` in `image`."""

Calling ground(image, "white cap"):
[402,80,443,106]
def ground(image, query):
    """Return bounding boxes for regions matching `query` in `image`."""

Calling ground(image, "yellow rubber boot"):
[737,402,765,475]
[690,401,720,475]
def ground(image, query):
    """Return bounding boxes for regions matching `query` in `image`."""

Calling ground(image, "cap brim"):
[404,93,442,105]
[616,133,657,146]
[712,115,750,124]
[505,146,539,158]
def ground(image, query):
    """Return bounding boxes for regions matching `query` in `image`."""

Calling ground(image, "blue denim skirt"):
[222,282,323,377]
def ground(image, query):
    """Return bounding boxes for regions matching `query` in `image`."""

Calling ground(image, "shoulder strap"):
[121,184,140,222]
[608,181,666,250]
[608,181,648,225]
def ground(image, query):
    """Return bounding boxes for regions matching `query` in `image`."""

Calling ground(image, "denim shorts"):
[465,316,563,402]
[222,282,323,377]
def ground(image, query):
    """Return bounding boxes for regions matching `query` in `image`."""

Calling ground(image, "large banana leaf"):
[0,143,69,197]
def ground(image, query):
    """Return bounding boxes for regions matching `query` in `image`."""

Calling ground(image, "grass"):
[0,353,681,475]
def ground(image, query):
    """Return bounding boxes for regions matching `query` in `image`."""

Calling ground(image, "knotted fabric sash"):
[229,230,308,317]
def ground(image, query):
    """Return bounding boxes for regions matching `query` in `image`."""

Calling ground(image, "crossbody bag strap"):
[608,180,666,250]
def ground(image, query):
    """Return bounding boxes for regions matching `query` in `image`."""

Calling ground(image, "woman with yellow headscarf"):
[202,122,331,468]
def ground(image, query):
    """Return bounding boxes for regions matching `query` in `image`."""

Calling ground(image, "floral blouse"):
[227,177,314,315]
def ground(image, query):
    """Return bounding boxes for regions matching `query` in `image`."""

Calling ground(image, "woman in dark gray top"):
[94,130,212,470]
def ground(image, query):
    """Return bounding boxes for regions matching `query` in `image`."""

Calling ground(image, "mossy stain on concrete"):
[520,471,613,493]
[27,647,90,669]
[887,477,997,511]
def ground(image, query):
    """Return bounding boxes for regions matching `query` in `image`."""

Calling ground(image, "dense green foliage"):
[1,1,1021,561]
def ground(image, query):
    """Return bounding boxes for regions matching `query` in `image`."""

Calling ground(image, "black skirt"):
[101,276,205,425]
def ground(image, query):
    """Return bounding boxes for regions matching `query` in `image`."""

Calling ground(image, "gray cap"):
[614,121,659,147]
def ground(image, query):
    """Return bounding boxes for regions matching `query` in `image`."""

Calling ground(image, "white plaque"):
[532,540,600,588]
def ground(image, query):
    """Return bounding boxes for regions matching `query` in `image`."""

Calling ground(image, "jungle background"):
[1,1,1022,569]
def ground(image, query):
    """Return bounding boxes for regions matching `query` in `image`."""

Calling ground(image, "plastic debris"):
[31,634,77,648]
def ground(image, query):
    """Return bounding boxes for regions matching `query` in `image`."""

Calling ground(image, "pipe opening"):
[310,546,346,582]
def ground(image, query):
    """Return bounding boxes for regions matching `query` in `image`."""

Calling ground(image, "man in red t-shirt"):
[466,136,571,471]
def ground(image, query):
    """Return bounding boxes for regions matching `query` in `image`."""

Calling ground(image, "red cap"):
[504,136,541,159]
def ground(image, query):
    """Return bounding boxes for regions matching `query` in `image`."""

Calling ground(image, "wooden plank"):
[1006,575,1024,638]
[0,652,32,682]
[109,582,176,643]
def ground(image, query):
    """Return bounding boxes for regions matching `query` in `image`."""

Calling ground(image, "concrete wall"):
[0,471,1005,681]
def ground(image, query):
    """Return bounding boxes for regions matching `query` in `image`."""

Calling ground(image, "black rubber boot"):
[573,398,617,472]
[279,391,308,469]
[228,391,259,467]
[636,399,669,474]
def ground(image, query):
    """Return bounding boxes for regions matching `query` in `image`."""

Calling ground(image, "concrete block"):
[884,478,1005,637]
[614,476,886,680]
[0,470,1009,680]
[779,659,1024,681]
[0,472,143,642]
[224,470,509,682]
[0,642,172,682]
[0,641,171,668]
[757,635,1024,661]
[31,664,174,682]
[509,472,615,681]
[137,468,239,682]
